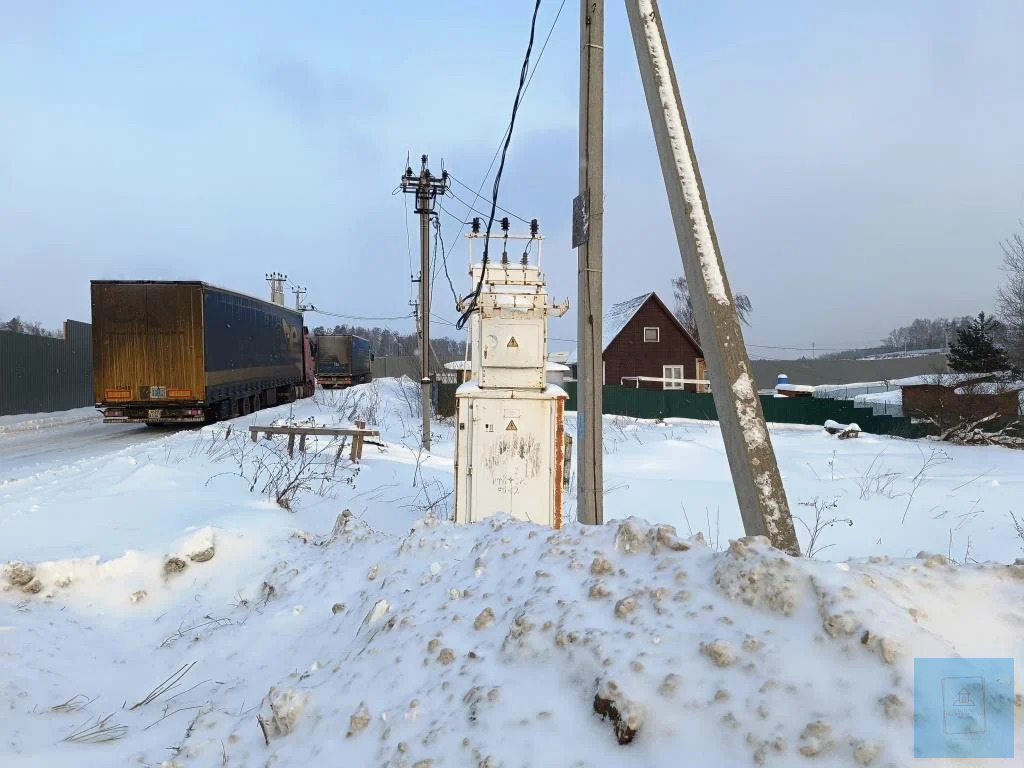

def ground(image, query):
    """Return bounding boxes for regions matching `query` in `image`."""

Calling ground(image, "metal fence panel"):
[561,383,926,438]
[750,355,948,390]
[0,320,93,416]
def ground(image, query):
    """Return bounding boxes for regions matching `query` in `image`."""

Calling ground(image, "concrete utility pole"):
[573,0,604,526]
[291,285,307,311]
[624,0,800,556]
[401,155,450,451]
[265,272,287,307]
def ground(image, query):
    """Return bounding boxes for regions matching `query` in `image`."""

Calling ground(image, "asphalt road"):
[0,417,177,481]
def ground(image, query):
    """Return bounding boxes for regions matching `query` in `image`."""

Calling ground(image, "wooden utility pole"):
[624,0,800,555]
[573,0,604,526]
[401,155,449,451]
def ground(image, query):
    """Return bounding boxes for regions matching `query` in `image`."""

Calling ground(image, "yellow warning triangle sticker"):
[506,336,519,348]
[506,420,517,431]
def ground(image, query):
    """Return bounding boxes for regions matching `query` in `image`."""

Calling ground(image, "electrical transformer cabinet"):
[454,386,567,527]
[478,318,545,389]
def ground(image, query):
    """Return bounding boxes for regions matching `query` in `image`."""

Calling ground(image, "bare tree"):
[997,221,1024,372]
[671,275,751,344]
[1,316,61,337]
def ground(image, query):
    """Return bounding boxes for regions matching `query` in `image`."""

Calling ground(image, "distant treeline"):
[817,316,978,360]
[1,317,62,338]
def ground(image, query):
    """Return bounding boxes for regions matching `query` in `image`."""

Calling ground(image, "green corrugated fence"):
[561,382,927,439]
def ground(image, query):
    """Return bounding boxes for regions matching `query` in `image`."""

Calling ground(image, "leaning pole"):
[624,0,801,556]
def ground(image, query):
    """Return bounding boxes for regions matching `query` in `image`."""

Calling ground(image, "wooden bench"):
[248,420,380,461]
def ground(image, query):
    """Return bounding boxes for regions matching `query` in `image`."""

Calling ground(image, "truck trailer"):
[91,280,315,425]
[314,334,372,389]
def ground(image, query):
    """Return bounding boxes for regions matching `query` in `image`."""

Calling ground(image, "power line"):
[307,306,414,322]
[746,343,879,352]
[465,0,566,211]
[541,338,886,353]
[448,176,530,225]
[439,0,565,330]
[457,0,544,331]
[432,213,459,309]
[438,201,475,226]
[400,154,415,302]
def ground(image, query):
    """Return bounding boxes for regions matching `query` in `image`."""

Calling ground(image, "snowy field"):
[1,378,1022,766]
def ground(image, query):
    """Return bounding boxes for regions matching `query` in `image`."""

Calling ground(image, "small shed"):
[545,361,570,386]
[894,373,1022,428]
[444,359,472,383]
[775,384,815,398]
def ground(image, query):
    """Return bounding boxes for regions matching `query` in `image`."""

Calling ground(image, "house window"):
[663,365,685,389]
[643,327,660,343]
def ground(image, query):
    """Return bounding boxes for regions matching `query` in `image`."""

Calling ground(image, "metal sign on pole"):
[624,0,800,555]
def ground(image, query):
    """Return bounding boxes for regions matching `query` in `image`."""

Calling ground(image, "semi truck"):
[314,333,372,388]
[91,280,315,425]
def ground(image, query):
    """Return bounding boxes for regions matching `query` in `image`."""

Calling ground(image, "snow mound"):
[2,526,234,610]
[5,515,1010,767]
[713,536,805,615]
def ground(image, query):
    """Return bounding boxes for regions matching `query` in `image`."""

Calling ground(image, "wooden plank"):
[299,434,306,453]
[354,420,366,461]
[246,425,378,438]
[287,434,295,457]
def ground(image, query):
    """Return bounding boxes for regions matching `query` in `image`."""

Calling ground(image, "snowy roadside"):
[2,379,1023,765]
[0,406,100,433]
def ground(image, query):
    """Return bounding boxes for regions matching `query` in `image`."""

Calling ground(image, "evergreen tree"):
[947,312,1010,373]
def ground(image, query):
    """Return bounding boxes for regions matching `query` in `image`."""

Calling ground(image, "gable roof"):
[567,291,702,364]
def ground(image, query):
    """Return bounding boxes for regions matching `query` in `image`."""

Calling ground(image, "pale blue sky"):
[2,1,1022,356]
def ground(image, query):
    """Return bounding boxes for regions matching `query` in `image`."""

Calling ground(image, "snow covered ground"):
[2,379,1022,766]
[0,406,101,432]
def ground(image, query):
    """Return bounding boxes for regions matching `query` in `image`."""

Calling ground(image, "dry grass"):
[50,694,95,714]
[62,714,127,744]
[130,661,197,710]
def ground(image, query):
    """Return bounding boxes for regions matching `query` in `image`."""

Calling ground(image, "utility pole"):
[573,0,604,526]
[265,272,287,306]
[291,285,307,311]
[401,155,450,451]
[624,0,800,556]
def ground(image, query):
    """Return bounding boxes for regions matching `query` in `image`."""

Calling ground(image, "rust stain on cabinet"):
[553,397,564,529]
